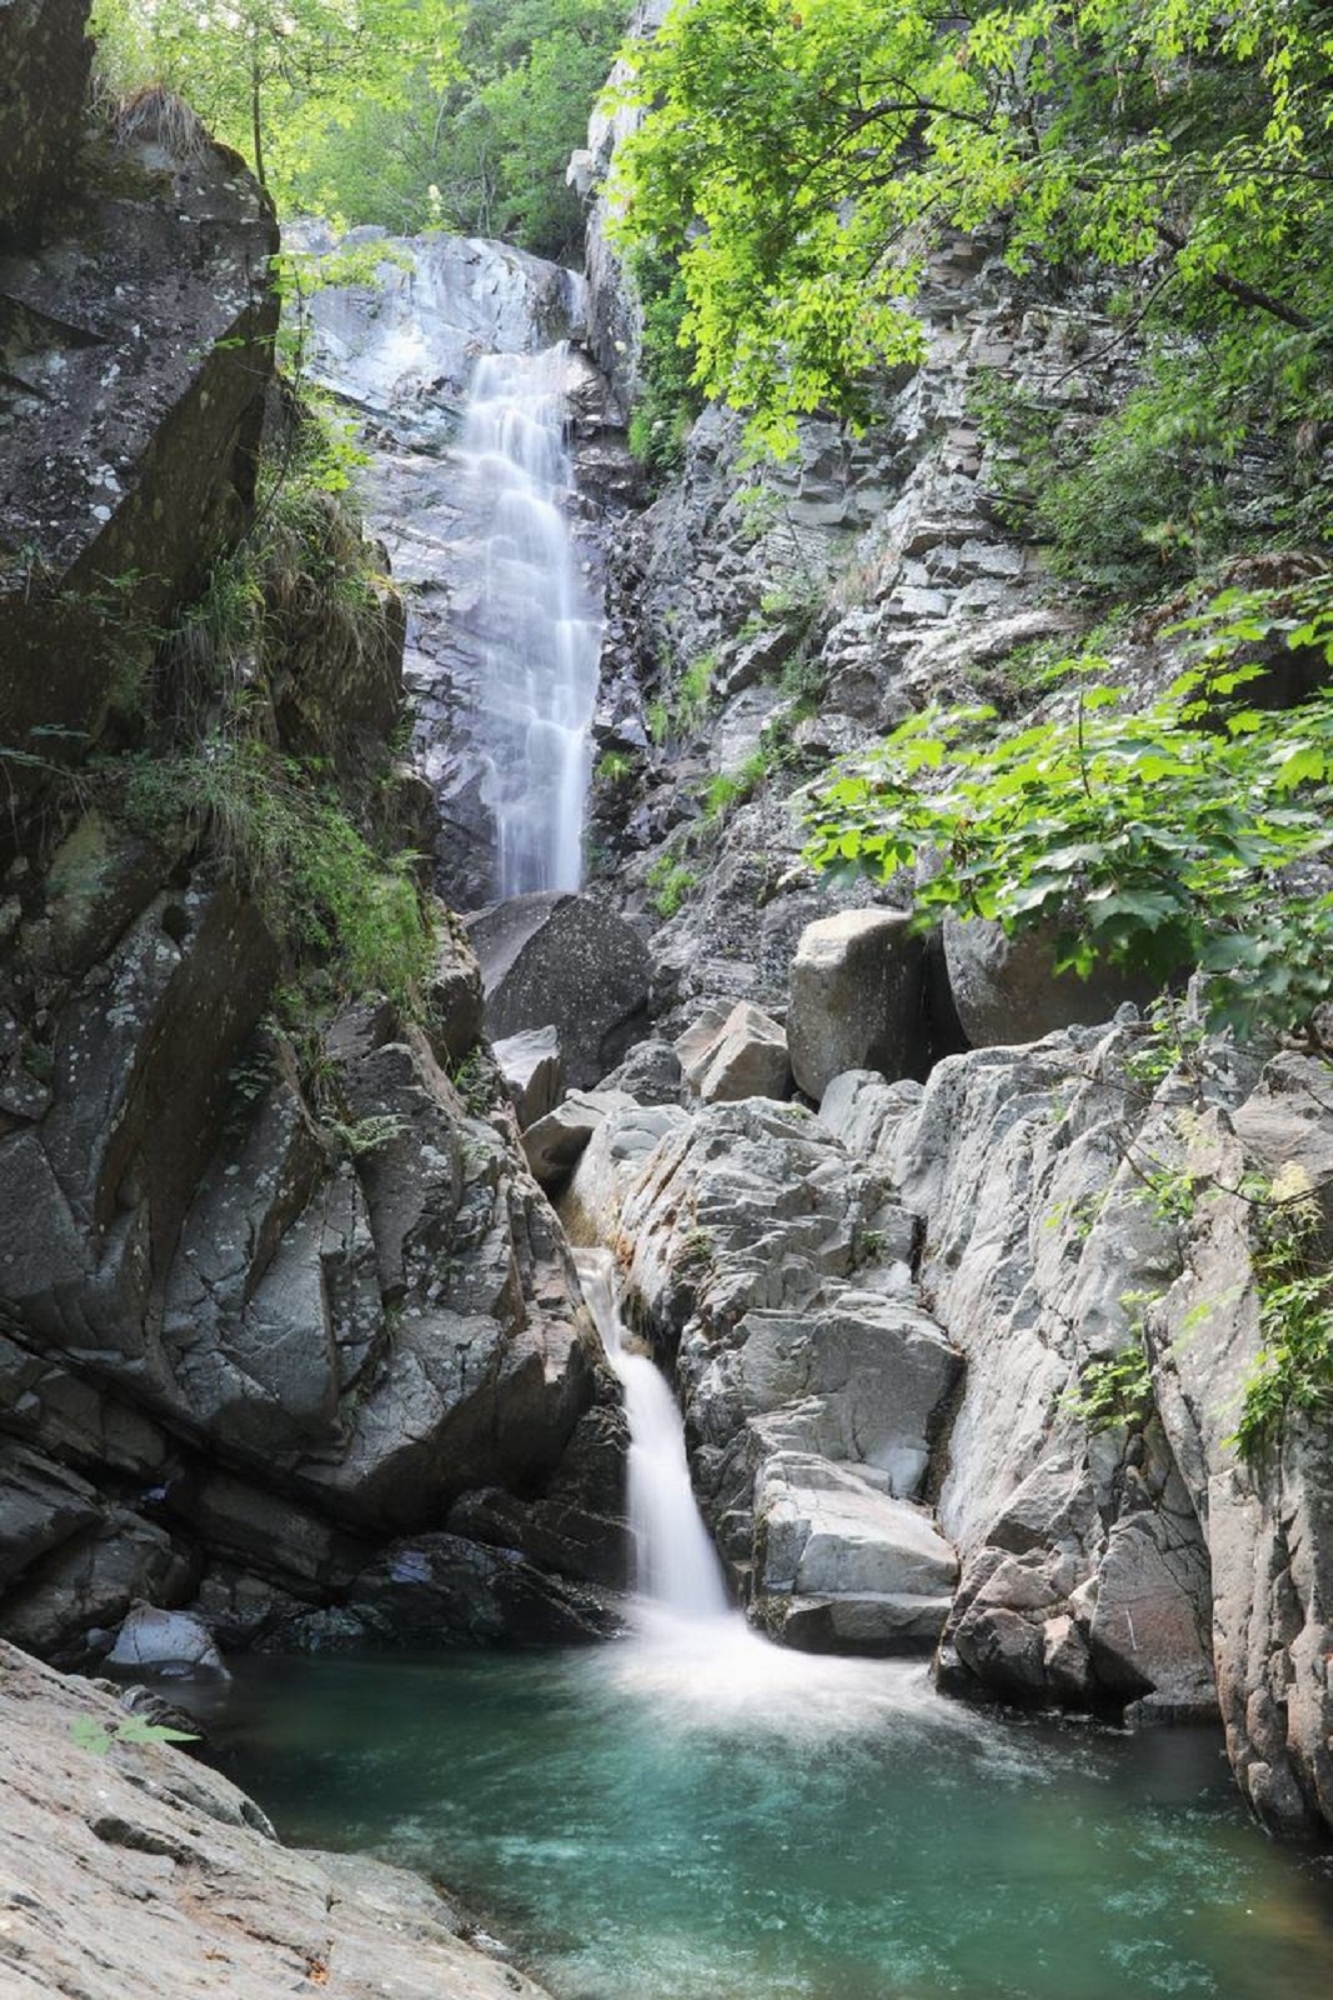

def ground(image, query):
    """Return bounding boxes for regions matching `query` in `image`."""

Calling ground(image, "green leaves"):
[70,1714,199,1756]
[1228,1173,1333,1464]
[803,578,1333,1039]
[612,0,1333,464]
[91,0,620,256]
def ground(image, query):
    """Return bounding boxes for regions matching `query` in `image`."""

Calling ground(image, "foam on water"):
[575,1246,1000,1746]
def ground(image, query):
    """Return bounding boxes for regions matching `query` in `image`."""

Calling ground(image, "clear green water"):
[211,1618,1333,2000]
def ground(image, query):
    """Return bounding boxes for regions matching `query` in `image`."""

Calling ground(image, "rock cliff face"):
[537,90,1333,1840]
[0,71,278,832]
[582,230,1146,1048]
[0,8,628,1672]
[550,1007,1332,1832]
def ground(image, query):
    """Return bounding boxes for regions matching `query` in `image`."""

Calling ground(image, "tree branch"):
[1152,217,1311,330]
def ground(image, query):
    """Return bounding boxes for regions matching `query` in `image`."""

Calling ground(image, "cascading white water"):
[574,1249,940,1720]
[575,1249,730,1621]
[452,346,602,898]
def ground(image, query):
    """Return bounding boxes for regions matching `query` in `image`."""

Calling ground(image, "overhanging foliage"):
[803,579,1333,1038]
[611,0,1333,455]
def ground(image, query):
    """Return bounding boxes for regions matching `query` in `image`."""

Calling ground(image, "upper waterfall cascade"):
[453,345,603,899]
[297,233,605,907]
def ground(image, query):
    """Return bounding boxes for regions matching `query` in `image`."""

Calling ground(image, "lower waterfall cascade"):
[575,1248,731,1624]
[212,1252,1333,1999]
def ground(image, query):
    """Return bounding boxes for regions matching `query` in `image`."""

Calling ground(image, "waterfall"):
[452,346,602,899]
[573,1249,939,1723]
[575,1249,730,1622]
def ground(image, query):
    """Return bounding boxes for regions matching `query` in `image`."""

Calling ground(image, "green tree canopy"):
[92,0,623,258]
[611,0,1333,453]
[92,0,462,198]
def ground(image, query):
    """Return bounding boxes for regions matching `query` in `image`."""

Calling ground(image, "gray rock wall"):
[0,86,279,830]
[822,1033,1333,1835]
[0,52,628,1666]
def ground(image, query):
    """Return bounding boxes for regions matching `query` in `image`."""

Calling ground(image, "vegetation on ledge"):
[611,0,1333,478]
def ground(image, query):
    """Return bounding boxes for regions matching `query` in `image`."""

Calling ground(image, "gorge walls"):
[0,14,629,1674]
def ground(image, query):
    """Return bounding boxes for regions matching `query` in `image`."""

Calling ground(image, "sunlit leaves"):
[611,0,1333,453]
[803,578,1333,1038]
[90,0,619,255]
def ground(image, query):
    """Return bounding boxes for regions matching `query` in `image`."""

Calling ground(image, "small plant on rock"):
[1061,1334,1154,1435]
[70,1714,198,1756]
[646,853,698,919]
[1229,1168,1333,1465]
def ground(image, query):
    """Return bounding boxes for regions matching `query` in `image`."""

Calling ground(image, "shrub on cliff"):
[610,0,1333,572]
[803,576,1333,1041]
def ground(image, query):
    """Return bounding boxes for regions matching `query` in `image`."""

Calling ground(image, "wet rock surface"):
[562,1093,959,1651]
[0,85,278,821]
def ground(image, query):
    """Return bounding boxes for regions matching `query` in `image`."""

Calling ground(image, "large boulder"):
[598,1035,683,1104]
[753,1454,958,1652]
[522,1087,637,1187]
[0,1640,561,2000]
[788,909,927,1099]
[466,891,650,1088]
[494,1024,564,1129]
[106,1603,227,1679]
[942,913,1153,1048]
[676,999,791,1103]
[270,1532,622,1651]
[725,1292,953,1497]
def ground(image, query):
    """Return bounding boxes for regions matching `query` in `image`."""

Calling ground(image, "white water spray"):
[576,1249,730,1621]
[453,346,602,898]
[574,1248,957,1727]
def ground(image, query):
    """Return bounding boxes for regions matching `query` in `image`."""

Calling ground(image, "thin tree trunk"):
[251,53,266,191]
